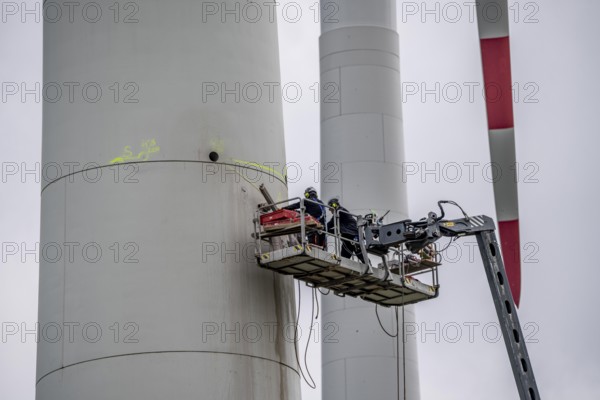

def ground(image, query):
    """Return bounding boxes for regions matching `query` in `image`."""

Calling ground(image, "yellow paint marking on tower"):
[110,139,160,164]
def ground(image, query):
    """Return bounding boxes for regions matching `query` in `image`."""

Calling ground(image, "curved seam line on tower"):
[320,63,399,75]
[323,354,399,367]
[315,159,405,167]
[320,48,399,61]
[40,160,288,194]
[36,350,300,384]
[321,25,401,36]
[321,112,402,124]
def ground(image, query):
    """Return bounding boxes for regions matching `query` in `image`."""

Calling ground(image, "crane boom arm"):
[475,229,539,400]
[364,214,540,399]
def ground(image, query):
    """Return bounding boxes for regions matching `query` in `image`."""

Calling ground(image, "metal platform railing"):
[253,198,441,307]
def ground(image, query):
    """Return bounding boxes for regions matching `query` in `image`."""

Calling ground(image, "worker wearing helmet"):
[326,198,365,263]
[283,187,327,248]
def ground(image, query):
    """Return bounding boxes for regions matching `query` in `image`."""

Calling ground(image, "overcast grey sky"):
[2,1,599,399]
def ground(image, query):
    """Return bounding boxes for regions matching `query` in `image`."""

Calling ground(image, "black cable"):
[401,304,406,400]
[293,281,316,389]
[302,289,317,389]
[293,281,303,373]
[395,283,406,399]
[375,304,398,337]
[437,236,457,254]
[436,200,470,222]
[294,281,317,389]
[313,288,320,319]
[396,306,400,400]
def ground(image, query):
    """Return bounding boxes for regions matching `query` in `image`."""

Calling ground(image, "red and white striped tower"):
[476,0,521,305]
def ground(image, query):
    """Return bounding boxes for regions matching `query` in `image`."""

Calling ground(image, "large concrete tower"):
[319,0,420,398]
[37,1,300,399]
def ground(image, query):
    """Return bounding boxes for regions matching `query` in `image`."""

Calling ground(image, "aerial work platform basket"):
[253,197,441,307]
[253,192,541,399]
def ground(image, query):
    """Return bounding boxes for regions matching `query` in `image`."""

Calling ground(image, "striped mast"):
[476,0,521,305]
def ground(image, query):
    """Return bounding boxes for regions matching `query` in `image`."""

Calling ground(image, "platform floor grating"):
[258,245,439,307]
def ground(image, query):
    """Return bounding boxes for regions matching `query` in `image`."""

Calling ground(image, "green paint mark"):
[110,139,160,164]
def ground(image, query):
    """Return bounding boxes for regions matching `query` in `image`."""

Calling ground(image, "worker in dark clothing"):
[326,198,365,263]
[283,187,327,248]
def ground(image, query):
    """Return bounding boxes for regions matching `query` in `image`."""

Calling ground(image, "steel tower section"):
[37,1,300,399]
[319,1,420,398]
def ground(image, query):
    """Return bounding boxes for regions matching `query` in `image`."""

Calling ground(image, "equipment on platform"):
[253,194,539,400]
